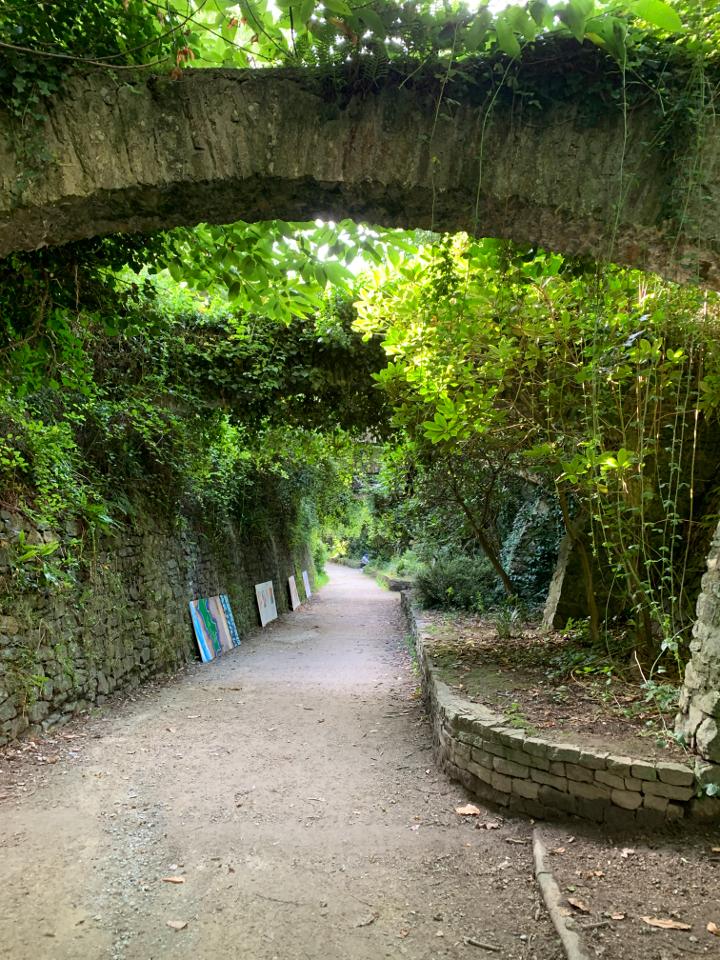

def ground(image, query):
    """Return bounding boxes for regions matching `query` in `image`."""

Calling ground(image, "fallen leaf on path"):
[166,920,188,931]
[712,847,720,853]
[477,819,501,830]
[186,715,201,720]
[568,898,590,914]
[551,847,566,855]
[306,797,326,803]
[620,848,635,859]
[410,824,420,832]
[161,877,185,884]
[708,922,720,936]
[455,804,482,816]
[506,837,528,845]
[641,917,691,930]
[611,914,625,921]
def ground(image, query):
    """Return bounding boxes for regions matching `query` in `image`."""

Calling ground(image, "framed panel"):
[288,575,301,611]
[255,580,278,627]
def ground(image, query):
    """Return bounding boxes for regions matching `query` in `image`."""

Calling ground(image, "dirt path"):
[0,564,565,960]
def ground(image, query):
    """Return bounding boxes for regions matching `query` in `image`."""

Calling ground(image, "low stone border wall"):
[401,593,720,825]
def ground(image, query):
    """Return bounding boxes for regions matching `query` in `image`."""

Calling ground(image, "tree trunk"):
[448,484,515,597]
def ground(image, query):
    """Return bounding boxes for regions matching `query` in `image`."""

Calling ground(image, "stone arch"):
[0,57,718,286]
[2,53,720,779]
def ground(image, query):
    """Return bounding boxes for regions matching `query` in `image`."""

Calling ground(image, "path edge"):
[532,829,591,960]
[399,590,719,825]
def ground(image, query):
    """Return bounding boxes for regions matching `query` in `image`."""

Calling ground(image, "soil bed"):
[421,610,689,763]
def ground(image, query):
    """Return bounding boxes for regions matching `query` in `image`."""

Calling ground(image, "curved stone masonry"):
[676,520,720,763]
[401,593,720,825]
[1,56,719,287]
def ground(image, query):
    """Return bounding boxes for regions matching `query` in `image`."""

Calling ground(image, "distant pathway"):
[0,564,562,960]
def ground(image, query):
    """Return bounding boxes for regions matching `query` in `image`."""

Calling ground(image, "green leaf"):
[296,0,315,24]
[465,8,491,49]
[358,8,386,37]
[528,0,549,27]
[494,16,521,58]
[629,0,683,32]
[558,3,586,42]
[323,0,352,15]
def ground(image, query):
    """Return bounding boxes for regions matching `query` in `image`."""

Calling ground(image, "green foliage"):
[356,233,720,657]
[0,232,387,591]
[415,552,500,611]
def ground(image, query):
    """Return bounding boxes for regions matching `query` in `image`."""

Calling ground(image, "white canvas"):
[288,575,301,610]
[255,580,278,627]
[302,569,312,599]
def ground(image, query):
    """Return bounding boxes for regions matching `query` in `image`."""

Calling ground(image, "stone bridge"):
[0,52,719,286]
[1,50,720,770]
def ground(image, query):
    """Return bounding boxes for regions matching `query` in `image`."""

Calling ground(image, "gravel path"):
[0,564,562,960]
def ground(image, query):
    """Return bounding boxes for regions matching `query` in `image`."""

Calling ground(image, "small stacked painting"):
[189,594,241,663]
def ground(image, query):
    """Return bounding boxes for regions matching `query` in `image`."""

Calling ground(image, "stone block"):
[549,761,566,777]
[530,769,568,791]
[490,726,526,748]
[452,741,472,762]
[0,698,17,723]
[666,803,685,821]
[522,737,553,759]
[642,793,668,813]
[466,760,493,786]
[610,789,643,810]
[565,763,594,784]
[697,718,720,762]
[549,744,582,764]
[491,772,513,794]
[697,691,720,718]
[641,780,694,802]
[506,746,545,769]
[567,780,610,801]
[578,750,608,770]
[630,760,657,781]
[624,776,643,791]
[493,757,529,779]
[27,701,49,724]
[595,770,626,791]
[695,759,720,791]
[482,739,508,759]
[656,761,694,787]
[689,796,720,821]
[606,755,634,776]
[538,785,576,815]
[469,748,493,769]
[512,778,540,801]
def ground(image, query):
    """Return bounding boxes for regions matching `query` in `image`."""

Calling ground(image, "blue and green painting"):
[189,594,241,663]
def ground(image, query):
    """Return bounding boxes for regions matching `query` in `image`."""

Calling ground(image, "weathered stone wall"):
[402,593,720,824]
[0,506,311,746]
[1,49,719,286]
[677,520,720,763]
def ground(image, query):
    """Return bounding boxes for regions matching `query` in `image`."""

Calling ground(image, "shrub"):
[415,553,500,611]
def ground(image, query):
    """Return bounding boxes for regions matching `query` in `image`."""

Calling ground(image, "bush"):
[415,553,500,611]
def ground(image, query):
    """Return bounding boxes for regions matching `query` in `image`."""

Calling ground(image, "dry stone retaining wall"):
[402,593,720,825]
[0,506,311,746]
